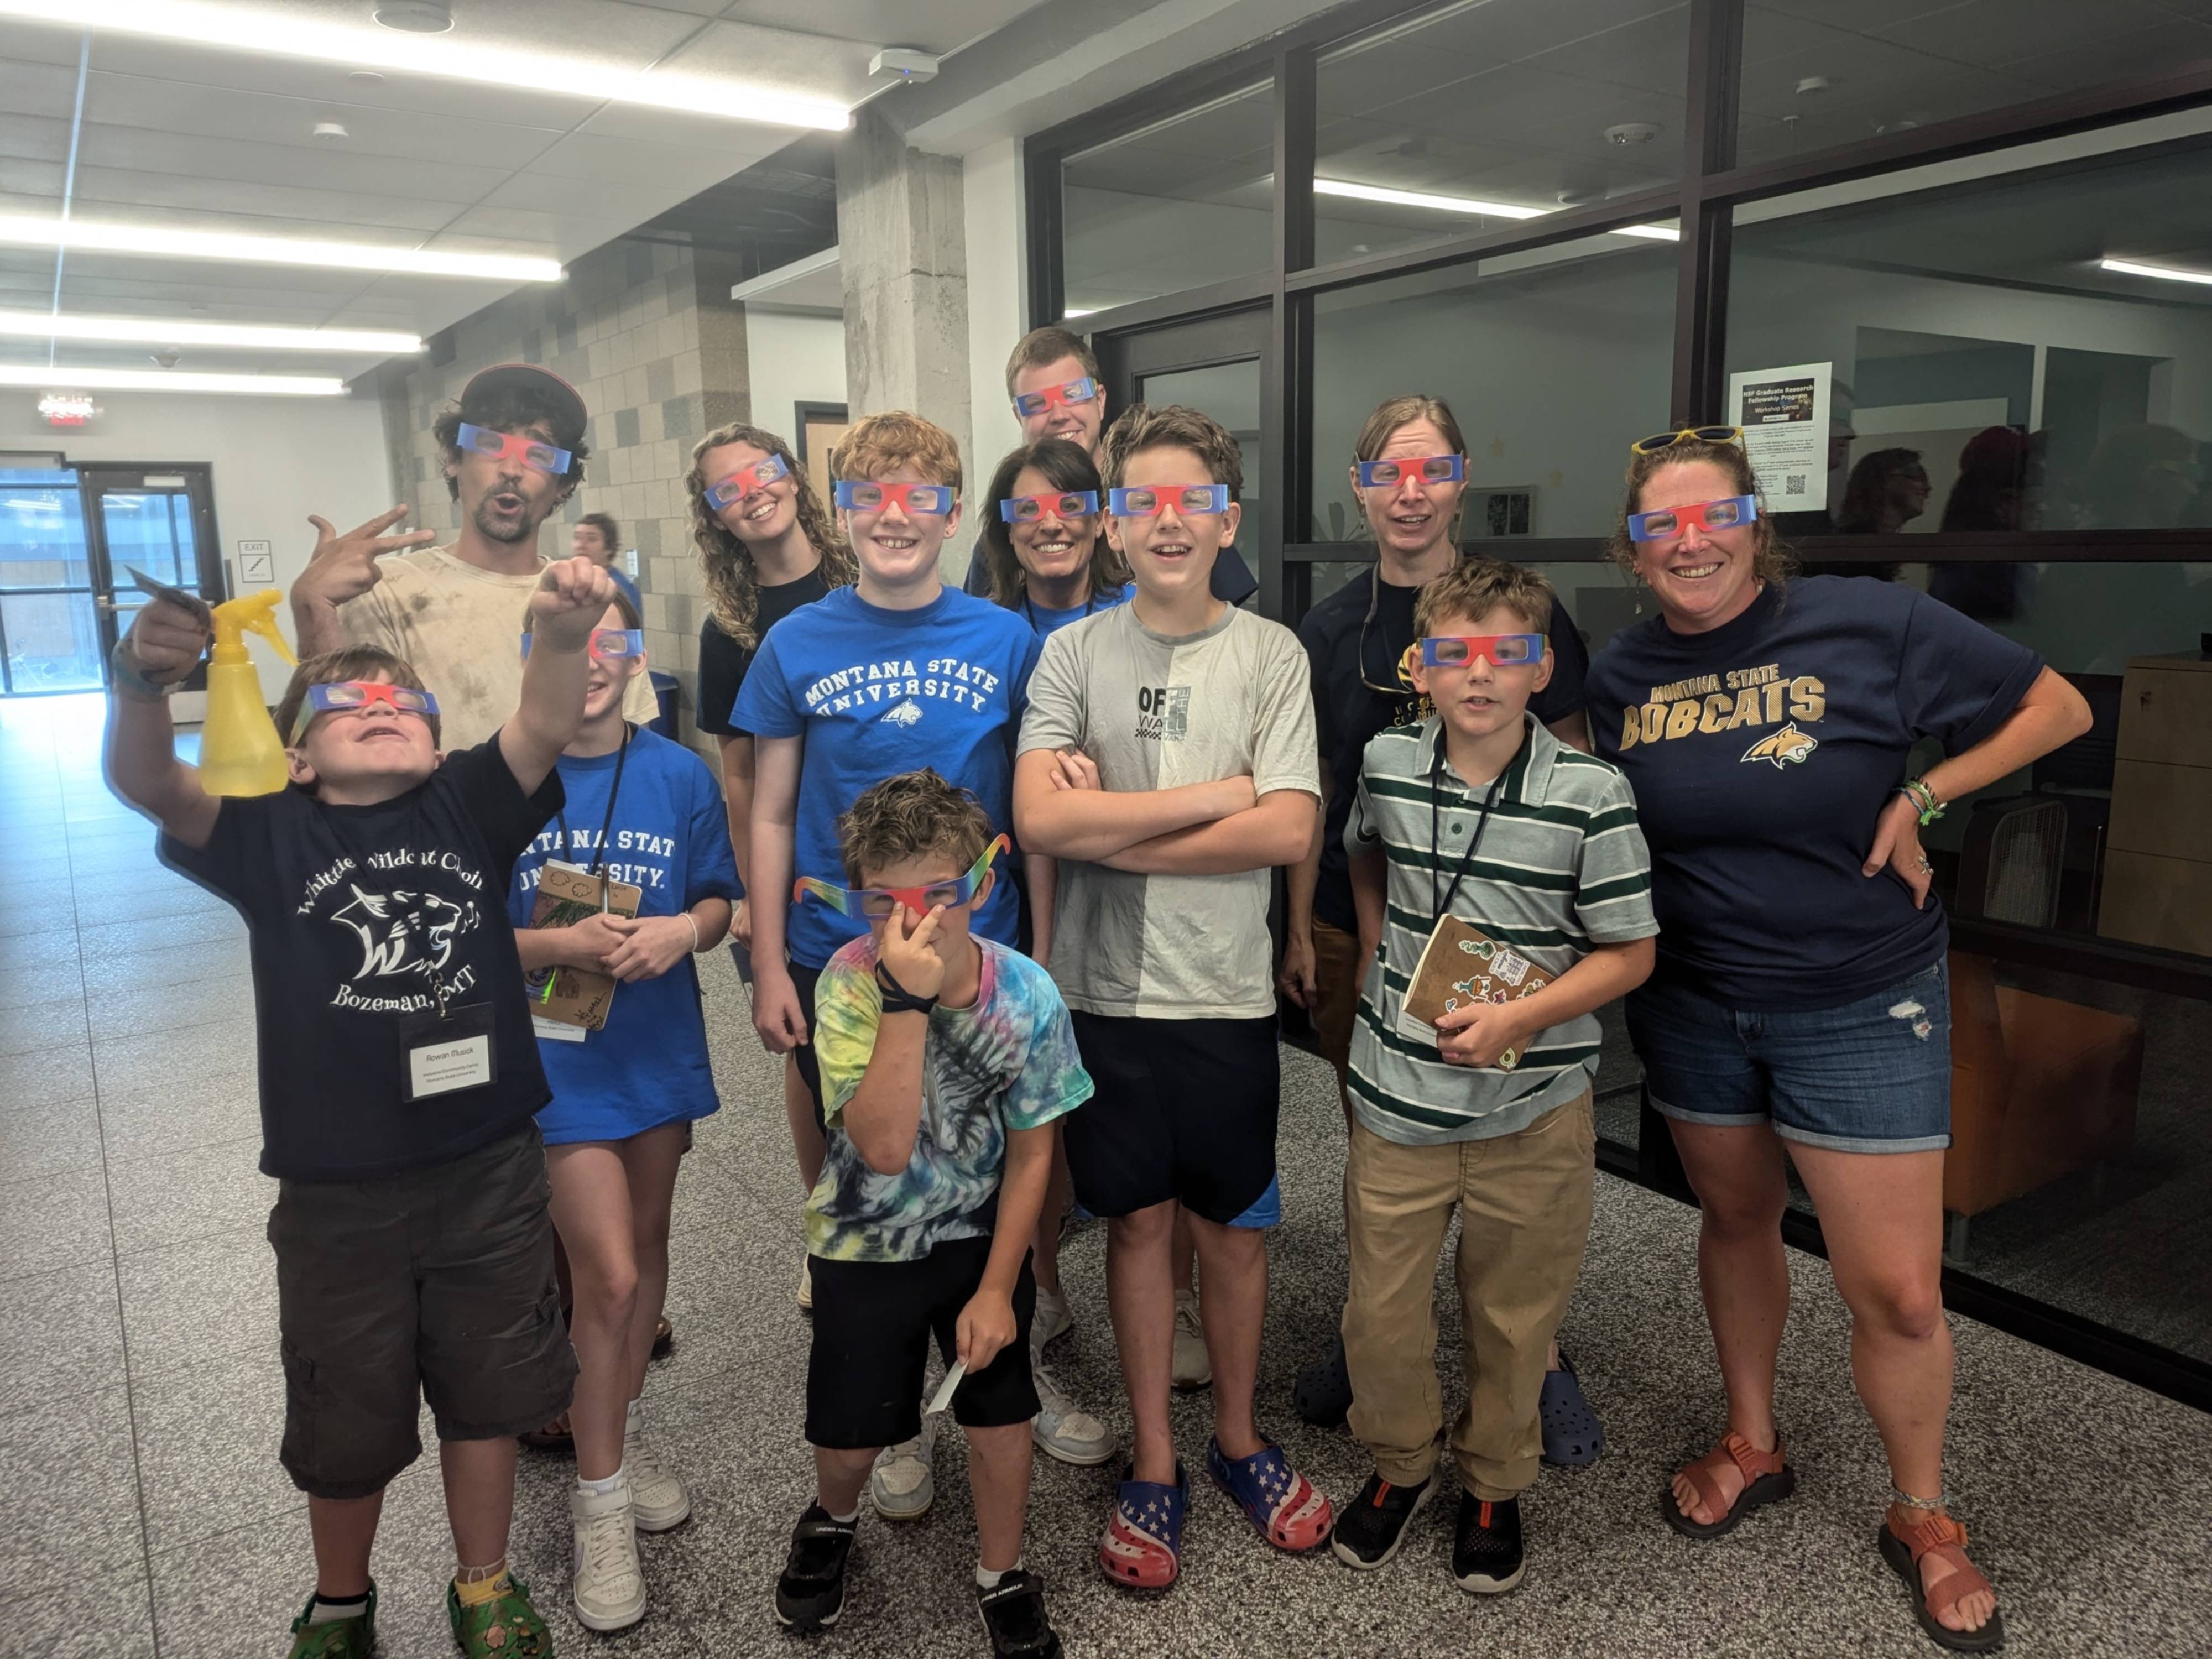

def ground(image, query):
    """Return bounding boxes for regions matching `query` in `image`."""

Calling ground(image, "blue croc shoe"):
[1540,1352,1603,1467]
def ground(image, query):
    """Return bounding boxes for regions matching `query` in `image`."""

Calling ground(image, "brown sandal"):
[1879,1512,2005,1652]
[1662,1431,1794,1538]
[518,1411,572,1453]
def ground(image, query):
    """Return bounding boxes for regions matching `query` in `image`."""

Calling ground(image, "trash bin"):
[649,670,679,738]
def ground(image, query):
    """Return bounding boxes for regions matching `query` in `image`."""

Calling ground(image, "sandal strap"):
[1678,1432,1782,1518]
[1897,1514,1995,1619]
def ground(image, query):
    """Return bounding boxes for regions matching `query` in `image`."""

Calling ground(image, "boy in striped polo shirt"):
[1328,558,1657,1593]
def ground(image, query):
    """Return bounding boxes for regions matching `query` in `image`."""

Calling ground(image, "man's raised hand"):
[293,507,434,613]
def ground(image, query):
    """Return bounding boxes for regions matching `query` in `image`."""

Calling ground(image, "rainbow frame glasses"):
[289,680,440,742]
[1107,484,1230,517]
[518,628,644,661]
[1626,495,1759,542]
[1000,489,1099,523]
[455,422,572,476]
[1630,425,1744,456]
[1356,454,1465,489]
[705,453,790,510]
[793,834,1009,920]
[1011,375,1099,418]
[833,480,956,517]
[1418,634,1545,669]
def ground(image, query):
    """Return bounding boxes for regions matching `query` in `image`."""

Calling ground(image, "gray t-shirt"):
[1019,602,1318,1019]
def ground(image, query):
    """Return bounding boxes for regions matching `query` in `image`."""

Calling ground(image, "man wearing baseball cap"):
[291,362,658,750]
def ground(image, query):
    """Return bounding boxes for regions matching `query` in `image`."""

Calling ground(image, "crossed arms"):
[1012,747,1314,875]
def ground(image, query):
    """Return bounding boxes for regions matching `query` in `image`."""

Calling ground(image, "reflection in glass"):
[100,493,201,592]
[2,591,102,693]
[0,476,90,589]
[1135,358,1263,525]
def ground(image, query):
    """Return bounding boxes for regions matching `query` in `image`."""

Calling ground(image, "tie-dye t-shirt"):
[807,933,1093,1264]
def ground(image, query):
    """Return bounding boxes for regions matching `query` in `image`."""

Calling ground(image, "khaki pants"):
[1309,919,1365,1088]
[1340,1091,1595,1501]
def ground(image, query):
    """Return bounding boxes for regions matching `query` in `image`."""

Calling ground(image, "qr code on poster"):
[1783,472,1808,496]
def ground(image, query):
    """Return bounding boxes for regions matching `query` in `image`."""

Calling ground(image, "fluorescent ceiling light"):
[1314,179,1547,219]
[1611,223,1680,241]
[0,213,560,281]
[1063,309,1098,318]
[0,310,422,353]
[2100,257,2212,286]
[0,366,345,395]
[0,0,849,131]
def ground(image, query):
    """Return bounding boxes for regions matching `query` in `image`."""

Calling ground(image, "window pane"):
[2,591,102,692]
[1136,358,1262,524]
[0,482,89,588]
[1314,0,1689,267]
[1739,2,2212,166]
[1311,232,1678,539]
[1062,84,1274,316]
[1728,122,2212,533]
[100,492,196,589]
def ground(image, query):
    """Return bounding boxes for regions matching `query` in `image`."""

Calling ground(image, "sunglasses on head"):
[456,421,572,476]
[1357,454,1465,489]
[1000,489,1099,523]
[1627,495,1759,542]
[793,834,1009,920]
[834,479,956,517]
[1107,484,1230,517]
[705,453,790,510]
[1011,376,1099,418]
[1419,634,1545,669]
[519,628,644,661]
[290,680,440,742]
[1630,425,1744,456]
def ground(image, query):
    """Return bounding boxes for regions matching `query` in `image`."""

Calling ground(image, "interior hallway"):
[2,692,2208,1658]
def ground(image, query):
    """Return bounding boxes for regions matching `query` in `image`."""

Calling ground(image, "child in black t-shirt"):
[106,557,619,1659]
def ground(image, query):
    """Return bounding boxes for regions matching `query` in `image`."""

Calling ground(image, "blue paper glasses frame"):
[705,453,790,510]
[456,422,572,476]
[1357,454,1465,489]
[519,628,645,660]
[1107,483,1230,517]
[1418,634,1545,669]
[834,480,957,517]
[999,489,1099,523]
[1626,495,1759,542]
[793,834,1009,919]
[289,680,440,742]
[1011,375,1099,418]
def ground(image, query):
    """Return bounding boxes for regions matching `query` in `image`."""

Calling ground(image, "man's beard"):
[471,495,540,545]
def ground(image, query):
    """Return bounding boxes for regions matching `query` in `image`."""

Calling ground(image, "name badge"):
[397,1001,499,1102]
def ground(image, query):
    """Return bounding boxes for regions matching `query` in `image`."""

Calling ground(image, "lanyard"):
[1429,750,1506,927]
[322,795,459,1018]
[556,723,631,910]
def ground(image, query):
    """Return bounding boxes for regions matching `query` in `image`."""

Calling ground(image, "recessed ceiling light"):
[0,213,561,281]
[0,365,346,395]
[1314,179,1547,219]
[373,0,451,32]
[0,0,851,131]
[2101,257,2212,286]
[0,309,424,352]
[312,121,349,140]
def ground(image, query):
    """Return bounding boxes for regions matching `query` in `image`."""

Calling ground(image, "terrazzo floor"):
[3,695,2209,1658]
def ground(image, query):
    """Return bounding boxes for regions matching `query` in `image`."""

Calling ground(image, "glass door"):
[78,465,225,696]
[0,461,100,695]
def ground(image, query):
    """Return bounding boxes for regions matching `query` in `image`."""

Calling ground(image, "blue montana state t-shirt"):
[733,583,1042,969]
[1585,577,2042,1010]
[507,726,741,1144]
[1019,580,1134,642]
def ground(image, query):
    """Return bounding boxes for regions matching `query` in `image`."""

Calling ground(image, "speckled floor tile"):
[116,1228,276,1380]
[0,1385,144,1597]
[0,1259,124,1416]
[0,1162,112,1278]
[103,1134,273,1258]
[0,1091,105,1179]
[0,992,89,1057]
[0,1562,154,1659]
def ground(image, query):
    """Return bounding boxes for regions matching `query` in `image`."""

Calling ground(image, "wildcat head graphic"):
[880,697,924,727]
[330,884,480,980]
[1741,722,1818,769]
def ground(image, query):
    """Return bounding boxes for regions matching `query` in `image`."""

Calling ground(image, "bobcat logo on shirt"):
[330,884,480,980]
[1740,723,1819,769]
[880,698,924,728]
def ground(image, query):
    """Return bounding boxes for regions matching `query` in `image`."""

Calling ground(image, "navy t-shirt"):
[1298,571,1589,936]
[1585,577,2043,1010]
[732,583,1042,969]
[695,567,837,737]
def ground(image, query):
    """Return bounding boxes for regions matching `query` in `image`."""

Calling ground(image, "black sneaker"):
[1329,1472,1434,1570]
[1452,1492,1525,1594]
[977,1569,1063,1658]
[774,1504,857,1633]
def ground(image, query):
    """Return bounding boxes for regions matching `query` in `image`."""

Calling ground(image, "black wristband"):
[874,959,937,1017]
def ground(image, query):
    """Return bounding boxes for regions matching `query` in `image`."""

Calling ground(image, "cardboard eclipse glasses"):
[706,452,790,510]
[1011,375,1099,418]
[289,680,440,742]
[999,489,1099,523]
[518,628,644,661]
[1418,634,1545,669]
[794,834,1008,920]
[833,480,956,517]
[1356,454,1465,488]
[1626,495,1759,542]
[1107,484,1230,517]
[456,421,572,476]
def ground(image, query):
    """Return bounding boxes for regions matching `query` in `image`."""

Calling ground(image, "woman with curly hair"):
[690,421,855,1303]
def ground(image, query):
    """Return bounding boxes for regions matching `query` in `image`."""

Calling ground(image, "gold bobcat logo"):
[1741,722,1818,768]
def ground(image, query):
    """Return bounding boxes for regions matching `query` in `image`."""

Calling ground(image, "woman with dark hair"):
[1930,427,2037,622]
[1803,447,1927,581]
[1585,427,2091,1653]
[979,436,1131,638]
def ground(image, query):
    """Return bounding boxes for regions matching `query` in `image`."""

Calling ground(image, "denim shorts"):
[1626,960,1952,1154]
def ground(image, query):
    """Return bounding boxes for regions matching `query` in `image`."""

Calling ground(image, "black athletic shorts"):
[790,959,824,1120]
[1061,1012,1280,1225]
[805,1239,1040,1449]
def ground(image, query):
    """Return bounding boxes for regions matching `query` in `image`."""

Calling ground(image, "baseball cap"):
[459,363,588,451]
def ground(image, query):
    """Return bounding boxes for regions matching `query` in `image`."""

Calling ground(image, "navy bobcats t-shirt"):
[1585,577,2042,1010]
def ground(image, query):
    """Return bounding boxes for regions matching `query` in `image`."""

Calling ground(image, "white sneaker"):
[570,1475,646,1631]
[1172,1290,1212,1391]
[797,1256,813,1310]
[869,1411,938,1520]
[623,1412,691,1532]
[1032,1285,1073,1350]
[1031,1352,1115,1466]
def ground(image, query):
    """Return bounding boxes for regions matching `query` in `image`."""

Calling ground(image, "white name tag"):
[409,1033,494,1097]
[532,1015,588,1044]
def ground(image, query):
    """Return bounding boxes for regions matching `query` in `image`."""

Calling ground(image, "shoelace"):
[577,1505,637,1590]
[624,1428,669,1491]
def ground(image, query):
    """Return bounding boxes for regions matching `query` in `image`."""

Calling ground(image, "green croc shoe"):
[446,1573,551,1658]
[286,1583,377,1657]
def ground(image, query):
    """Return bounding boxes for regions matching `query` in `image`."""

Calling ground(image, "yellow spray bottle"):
[197,590,298,797]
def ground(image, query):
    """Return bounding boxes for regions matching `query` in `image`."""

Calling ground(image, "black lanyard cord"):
[1430,750,1506,927]
[557,723,632,896]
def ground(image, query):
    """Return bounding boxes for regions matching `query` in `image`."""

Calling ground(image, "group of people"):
[101,324,2093,1659]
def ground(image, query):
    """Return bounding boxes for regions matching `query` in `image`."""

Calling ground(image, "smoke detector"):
[374,2,453,33]
[1604,122,1660,146]
[869,48,940,82]
[314,122,350,140]
[1796,75,1833,95]
[151,349,183,369]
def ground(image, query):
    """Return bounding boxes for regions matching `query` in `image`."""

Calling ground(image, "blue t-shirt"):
[507,726,742,1143]
[1585,577,2042,1011]
[732,584,1042,969]
[1019,581,1134,641]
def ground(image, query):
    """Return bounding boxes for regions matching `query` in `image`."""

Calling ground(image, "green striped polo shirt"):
[1345,713,1657,1145]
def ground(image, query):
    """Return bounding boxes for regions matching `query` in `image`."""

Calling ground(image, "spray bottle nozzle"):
[209,591,295,668]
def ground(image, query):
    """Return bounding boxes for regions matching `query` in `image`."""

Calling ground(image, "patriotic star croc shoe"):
[1207,1437,1333,1552]
[1099,1462,1187,1591]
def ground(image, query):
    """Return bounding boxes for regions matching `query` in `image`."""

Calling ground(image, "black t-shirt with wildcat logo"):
[161,739,562,1181]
